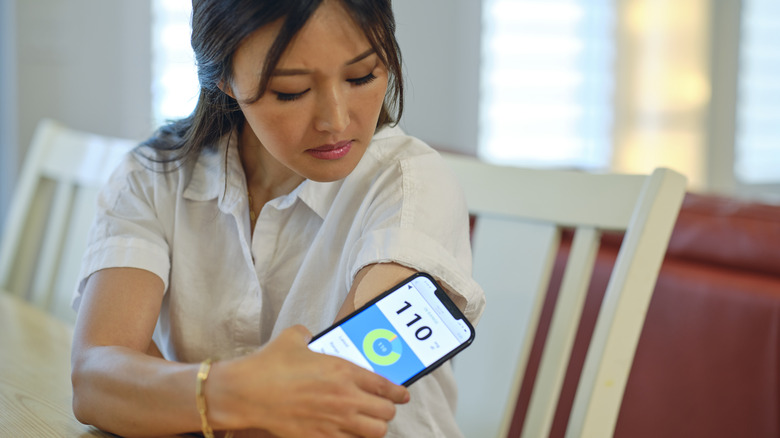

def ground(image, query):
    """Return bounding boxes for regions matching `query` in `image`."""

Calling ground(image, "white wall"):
[393,0,482,154]
[0,0,18,234]
[15,0,153,144]
[0,0,153,231]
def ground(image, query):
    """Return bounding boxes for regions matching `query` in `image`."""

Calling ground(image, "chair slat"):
[48,185,100,322]
[0,121,60,287]
[522,227,601,438]
[454,217,560,438]
[5,181,55,299]
[566,168,687,438]
[29,181,75,309]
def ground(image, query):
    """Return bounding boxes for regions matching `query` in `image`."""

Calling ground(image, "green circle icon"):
[362,328,402,366]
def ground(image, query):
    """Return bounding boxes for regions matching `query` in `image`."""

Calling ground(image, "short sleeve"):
[347,149,486,325]
[72,152,172,310]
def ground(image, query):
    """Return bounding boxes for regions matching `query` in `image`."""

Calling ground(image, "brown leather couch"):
[508,193,780,438]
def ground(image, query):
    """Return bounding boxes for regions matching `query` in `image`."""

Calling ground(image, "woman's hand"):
[208,325,410,438]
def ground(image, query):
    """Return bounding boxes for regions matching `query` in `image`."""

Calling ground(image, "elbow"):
[70,362,91,425]
[70,350,100,427]
[71,394,90,427]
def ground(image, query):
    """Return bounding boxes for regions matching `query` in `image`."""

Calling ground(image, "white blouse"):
[74,125,485,437]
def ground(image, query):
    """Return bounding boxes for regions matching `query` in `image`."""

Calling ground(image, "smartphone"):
[308,272,475,387]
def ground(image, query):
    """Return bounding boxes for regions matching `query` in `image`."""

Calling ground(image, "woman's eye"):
[347,72,377,86]
[271,73,375,101]
[274,89,310,102]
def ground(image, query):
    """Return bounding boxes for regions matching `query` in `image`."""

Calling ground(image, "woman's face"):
[227,0,389,183]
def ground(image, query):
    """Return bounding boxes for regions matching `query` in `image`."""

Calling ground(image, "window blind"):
[735,0,780,184]
[479,0,615,169]
[151,0,198,125]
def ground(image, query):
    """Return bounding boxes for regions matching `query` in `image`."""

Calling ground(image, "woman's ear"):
[217,80,236,99]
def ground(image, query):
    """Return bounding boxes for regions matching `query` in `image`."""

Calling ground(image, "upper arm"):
[334,263,416,321]
[72,267,165,358]
[72,155,173,360]
[334,262,466,323]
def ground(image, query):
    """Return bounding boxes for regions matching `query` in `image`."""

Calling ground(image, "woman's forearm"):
[72,345,205,437]
[71,268,211,436]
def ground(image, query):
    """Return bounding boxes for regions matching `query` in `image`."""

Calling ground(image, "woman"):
[71,0,485,437]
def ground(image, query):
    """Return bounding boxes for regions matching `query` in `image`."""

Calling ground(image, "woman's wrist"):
[201,357,246,431]
[196,359,217,437]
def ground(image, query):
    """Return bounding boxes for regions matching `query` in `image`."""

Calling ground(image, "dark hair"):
[142,0,404,162]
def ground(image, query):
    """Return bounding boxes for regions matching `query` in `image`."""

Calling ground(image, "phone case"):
[309,272,475,386]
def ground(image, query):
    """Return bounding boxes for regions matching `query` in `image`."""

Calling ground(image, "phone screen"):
[308,273,474,386]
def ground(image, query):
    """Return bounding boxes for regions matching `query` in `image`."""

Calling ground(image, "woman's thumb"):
[285,324,313,344]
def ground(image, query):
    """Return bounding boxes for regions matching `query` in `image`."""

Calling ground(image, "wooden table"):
[0,291,113,437]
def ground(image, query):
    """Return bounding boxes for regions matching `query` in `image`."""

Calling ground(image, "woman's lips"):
[306,140,352,160]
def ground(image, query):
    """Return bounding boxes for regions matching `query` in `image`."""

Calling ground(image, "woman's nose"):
[314,86,350,133]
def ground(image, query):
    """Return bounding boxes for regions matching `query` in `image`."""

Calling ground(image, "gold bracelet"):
[196,359,234,438]
[196,359,215,438]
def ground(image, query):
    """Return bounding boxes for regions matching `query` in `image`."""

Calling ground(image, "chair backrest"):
[0,119,135,322]
[443,153,686,438]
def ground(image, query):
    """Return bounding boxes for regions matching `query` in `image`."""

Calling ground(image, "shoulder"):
[106,148,186,193]
[362,125,457,186]
[367,125,437,161]
[102,138,225,209]
[346,126,467,222]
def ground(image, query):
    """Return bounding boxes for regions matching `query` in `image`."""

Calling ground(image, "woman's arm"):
[72,267,409,437]
[334,263,417,322]
[334,262,470,324]
[71,267,200,435]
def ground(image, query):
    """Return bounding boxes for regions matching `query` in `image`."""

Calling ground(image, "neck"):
[238,123,304,201]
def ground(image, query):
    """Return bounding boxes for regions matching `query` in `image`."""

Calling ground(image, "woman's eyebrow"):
[272,48,376,77]
[345,48,376,65]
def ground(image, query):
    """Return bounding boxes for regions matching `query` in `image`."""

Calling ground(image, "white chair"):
[0,119,135,322]
[443,153,687,438]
